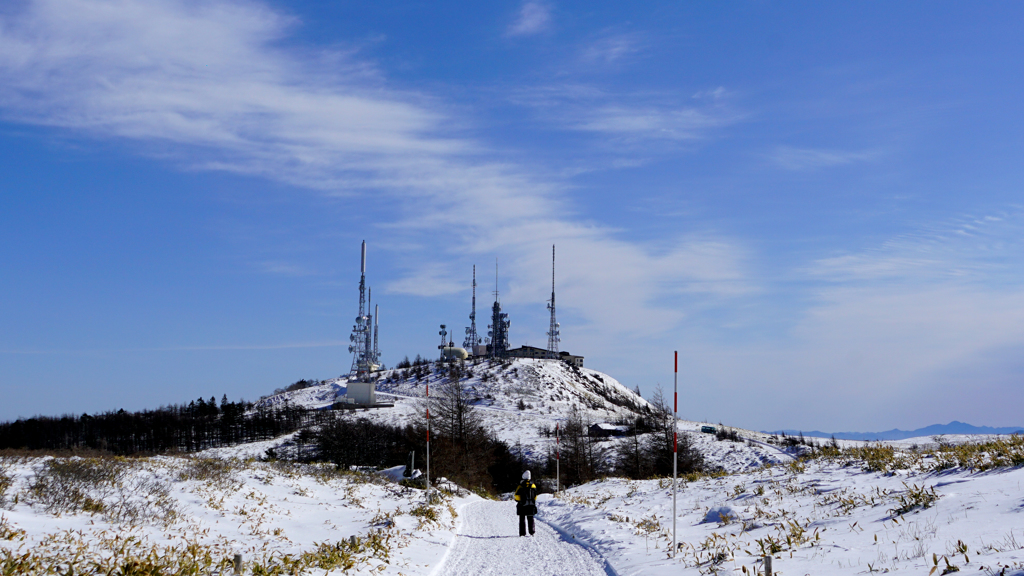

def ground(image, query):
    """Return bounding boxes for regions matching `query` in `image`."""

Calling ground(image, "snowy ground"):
[541,457,1024,575]
[0,456,464,574]
[5,361,1024,574]
[6,437,1024,575]
[437,499,612,576]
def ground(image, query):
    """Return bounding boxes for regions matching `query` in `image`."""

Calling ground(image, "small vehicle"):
[700,425,717,434]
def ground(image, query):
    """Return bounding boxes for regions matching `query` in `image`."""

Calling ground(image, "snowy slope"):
[252,358,658,462]
[0,455,465,575]
[540,459,1024,575]
[251,358,799,472]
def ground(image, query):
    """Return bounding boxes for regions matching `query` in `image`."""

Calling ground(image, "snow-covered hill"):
[252,358,656,462]
[250,357,797,472]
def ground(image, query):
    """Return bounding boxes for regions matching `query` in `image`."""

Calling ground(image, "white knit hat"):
[522,470,531,480]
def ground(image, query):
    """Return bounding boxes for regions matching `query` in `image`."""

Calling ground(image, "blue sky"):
[2,0,1024,431]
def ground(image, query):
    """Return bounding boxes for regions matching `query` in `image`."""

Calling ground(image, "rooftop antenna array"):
[487,259,510,357]
[348,240,380,379]
[464,265,480,349]
[546,244,560,353]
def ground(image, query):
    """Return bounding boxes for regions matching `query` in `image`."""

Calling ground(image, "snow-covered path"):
[437,500,614,576]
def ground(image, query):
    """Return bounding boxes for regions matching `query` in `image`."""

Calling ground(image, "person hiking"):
[514,470,538,536]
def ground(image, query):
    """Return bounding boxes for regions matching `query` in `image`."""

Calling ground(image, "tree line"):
[0,395,332,455]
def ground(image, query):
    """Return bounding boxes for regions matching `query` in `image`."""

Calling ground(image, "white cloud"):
[507,84,742,146]
[0,0,752,353]
[0,0,457,191]
[810,211,1024,283]
[505,2,551,37]
[769,146,877,171]
[576,105,729,141]
[580,34,641,64]
[699,211,1024,430]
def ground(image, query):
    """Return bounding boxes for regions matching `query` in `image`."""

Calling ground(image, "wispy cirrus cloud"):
[0,0,752,348]
[580,33,643,65]
[769,145,877,171]
[507,84,741,147]
[575,105,729,141]
[810,212,1024,283]
[680,209,1024,430]
[505,1,551,37]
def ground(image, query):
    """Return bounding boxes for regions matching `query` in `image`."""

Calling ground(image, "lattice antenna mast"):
[547,244,560,353]
[348,241,371,376]
[464,265,480,349]
[487,259,510,357]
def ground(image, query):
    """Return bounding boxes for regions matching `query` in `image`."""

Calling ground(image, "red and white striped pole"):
[426,380,431,504]
[555,422,560,492]
[672,350,678,558]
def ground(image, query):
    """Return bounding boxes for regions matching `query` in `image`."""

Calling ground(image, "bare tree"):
[430,365,483,445]
[426,366,492,489]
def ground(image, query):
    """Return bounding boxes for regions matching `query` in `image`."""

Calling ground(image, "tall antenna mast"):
[547,244,560,353]
[464,265,480,349]
[487,258,509,357]
[348,240,371,377]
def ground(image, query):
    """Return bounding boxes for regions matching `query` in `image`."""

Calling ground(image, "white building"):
[346,382,376,405]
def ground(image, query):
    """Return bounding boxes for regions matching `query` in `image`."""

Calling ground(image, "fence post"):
[233,553,242,575]
[763,555,772,576]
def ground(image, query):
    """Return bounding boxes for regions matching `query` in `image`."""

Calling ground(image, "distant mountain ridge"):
[767,421,1024,441]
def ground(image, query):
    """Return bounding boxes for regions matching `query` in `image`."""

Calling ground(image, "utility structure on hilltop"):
[487,260,510,358]
[546,244,560,354]
[348,240,381,380]
[463,265,481,351]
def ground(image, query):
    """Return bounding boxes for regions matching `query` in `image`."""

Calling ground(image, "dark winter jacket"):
[514,481,538,516]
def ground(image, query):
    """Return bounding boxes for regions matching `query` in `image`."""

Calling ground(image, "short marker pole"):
[672,350,678,558]
[426,380,431,504]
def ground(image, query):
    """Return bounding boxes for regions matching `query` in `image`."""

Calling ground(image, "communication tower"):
[348,240,379,379]
[464,265,481,349]
[487,260,510,357]
[547,244,560,353]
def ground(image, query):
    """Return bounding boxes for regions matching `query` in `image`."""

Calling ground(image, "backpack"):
[518,481,537,514]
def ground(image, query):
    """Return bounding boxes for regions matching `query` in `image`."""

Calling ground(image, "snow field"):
[540,461,1024,575]
[0,456,465,575]
[7,360,1024,575]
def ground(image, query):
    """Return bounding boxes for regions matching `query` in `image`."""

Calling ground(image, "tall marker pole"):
[555,422,560,492]
[426,380,431,504]
[672,350,678,558]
